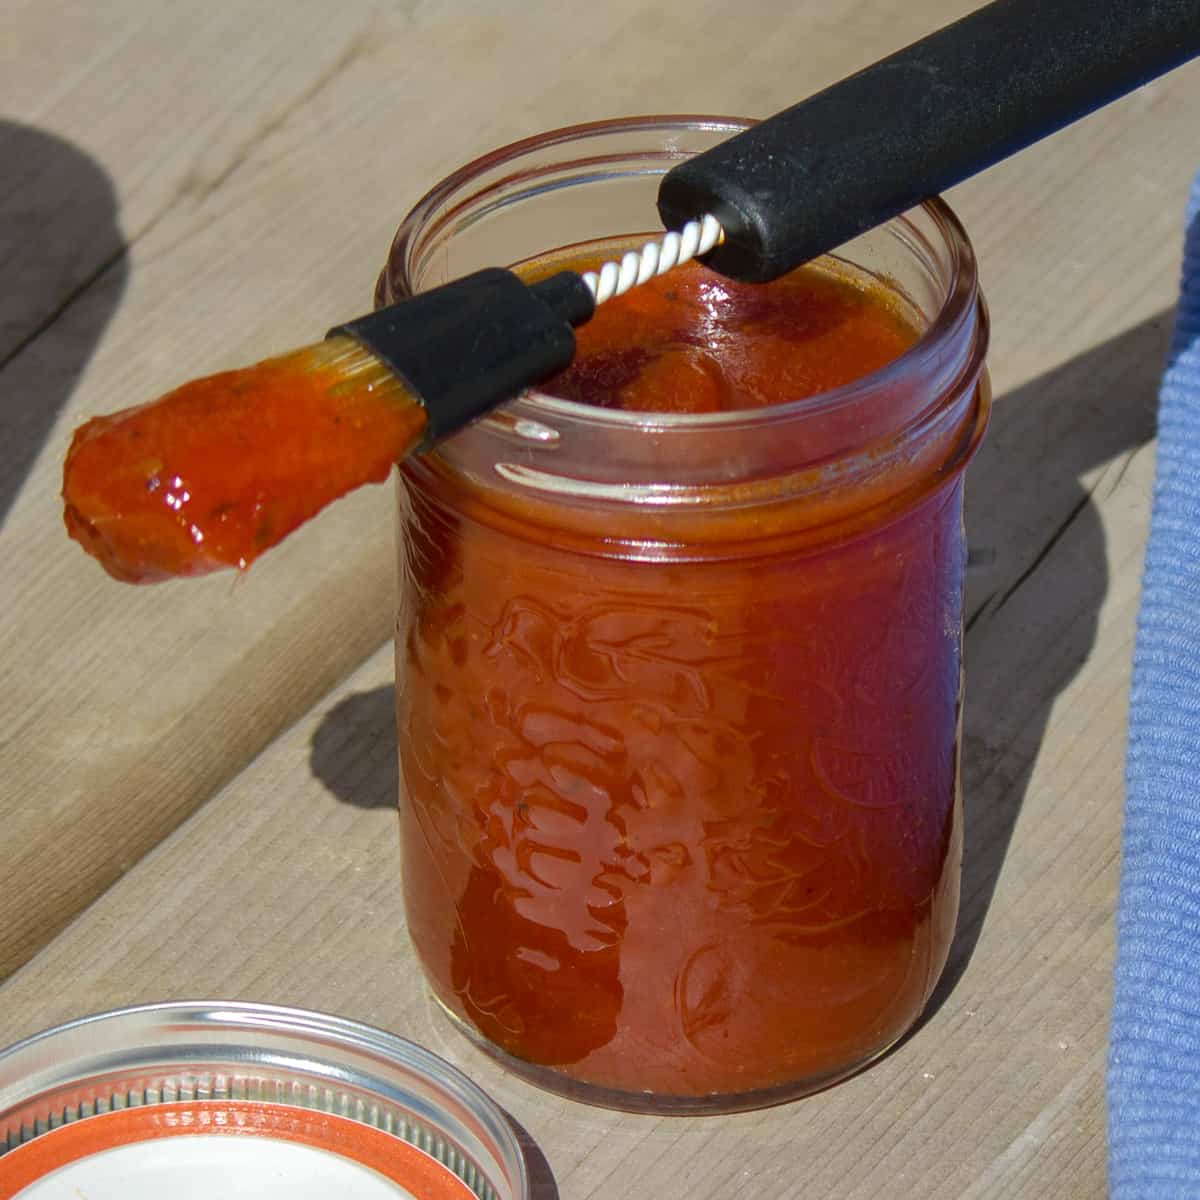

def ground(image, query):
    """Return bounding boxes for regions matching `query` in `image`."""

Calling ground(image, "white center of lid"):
[15,1134,421,1199]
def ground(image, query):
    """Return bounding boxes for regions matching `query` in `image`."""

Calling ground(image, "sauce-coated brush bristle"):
[308,335,395,382]
[62,338,426,583]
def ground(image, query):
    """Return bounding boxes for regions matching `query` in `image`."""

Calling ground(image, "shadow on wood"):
[504,1108,560,1200]
[309,683,399,810]
[0,120,128,528]
[922,306,1173,1024]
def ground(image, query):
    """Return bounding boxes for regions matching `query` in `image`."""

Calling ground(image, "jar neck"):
[402,371,987,560]
[383,116,989,543]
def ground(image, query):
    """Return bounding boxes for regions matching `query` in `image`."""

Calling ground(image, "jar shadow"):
[916,304,1173,1029]
[309,684,399,810]
[0,120,128,529]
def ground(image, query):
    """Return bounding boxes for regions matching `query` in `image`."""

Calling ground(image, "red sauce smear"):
[62,343,426,582]
[398,257,969,1102]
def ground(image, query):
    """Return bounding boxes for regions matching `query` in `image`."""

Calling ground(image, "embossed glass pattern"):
[381,117,990,1113]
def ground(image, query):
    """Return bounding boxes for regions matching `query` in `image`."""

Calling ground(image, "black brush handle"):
[659,0,1200,282]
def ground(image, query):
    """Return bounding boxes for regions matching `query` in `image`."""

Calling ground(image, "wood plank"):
[2,0,1198,1189]
[0,0,1016,978]
[0,407,1153,1192]
[0,1,408,975]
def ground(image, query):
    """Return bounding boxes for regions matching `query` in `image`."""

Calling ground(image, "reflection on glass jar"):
[381,117,989,1114]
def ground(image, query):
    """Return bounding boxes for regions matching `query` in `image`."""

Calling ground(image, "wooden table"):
[2,2,1196,1194]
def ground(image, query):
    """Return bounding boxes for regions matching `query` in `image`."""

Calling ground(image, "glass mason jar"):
[380,117,990,1114]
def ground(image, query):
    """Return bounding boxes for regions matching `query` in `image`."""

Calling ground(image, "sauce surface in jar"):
[397,250,969,1108]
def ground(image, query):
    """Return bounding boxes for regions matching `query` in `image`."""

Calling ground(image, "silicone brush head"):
[62,336,426,582]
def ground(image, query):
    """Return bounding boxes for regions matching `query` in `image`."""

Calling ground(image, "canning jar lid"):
[0,1001,532,1200]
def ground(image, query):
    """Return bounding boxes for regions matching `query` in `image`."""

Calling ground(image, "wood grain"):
[2,0,1198,1192]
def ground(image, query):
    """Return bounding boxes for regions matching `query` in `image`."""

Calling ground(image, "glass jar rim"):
[0,1000,530,1199]
[384,113,983,434]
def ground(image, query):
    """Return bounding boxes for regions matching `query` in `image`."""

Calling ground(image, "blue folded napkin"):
[1109,174,1200,1196]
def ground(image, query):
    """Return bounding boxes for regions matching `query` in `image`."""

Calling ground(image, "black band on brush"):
[329,268,594,445]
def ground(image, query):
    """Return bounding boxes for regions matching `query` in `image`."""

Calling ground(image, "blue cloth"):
[1109,174,1200,1196]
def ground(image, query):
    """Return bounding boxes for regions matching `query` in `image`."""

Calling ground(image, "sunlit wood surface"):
[3,2,1197,1194]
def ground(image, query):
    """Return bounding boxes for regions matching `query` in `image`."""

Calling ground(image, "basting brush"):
[63,268,599,582]
[63,0,1200,583]
[60,228,722,583]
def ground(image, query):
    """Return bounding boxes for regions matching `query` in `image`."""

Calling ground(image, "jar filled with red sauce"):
[380,118,990,1113]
